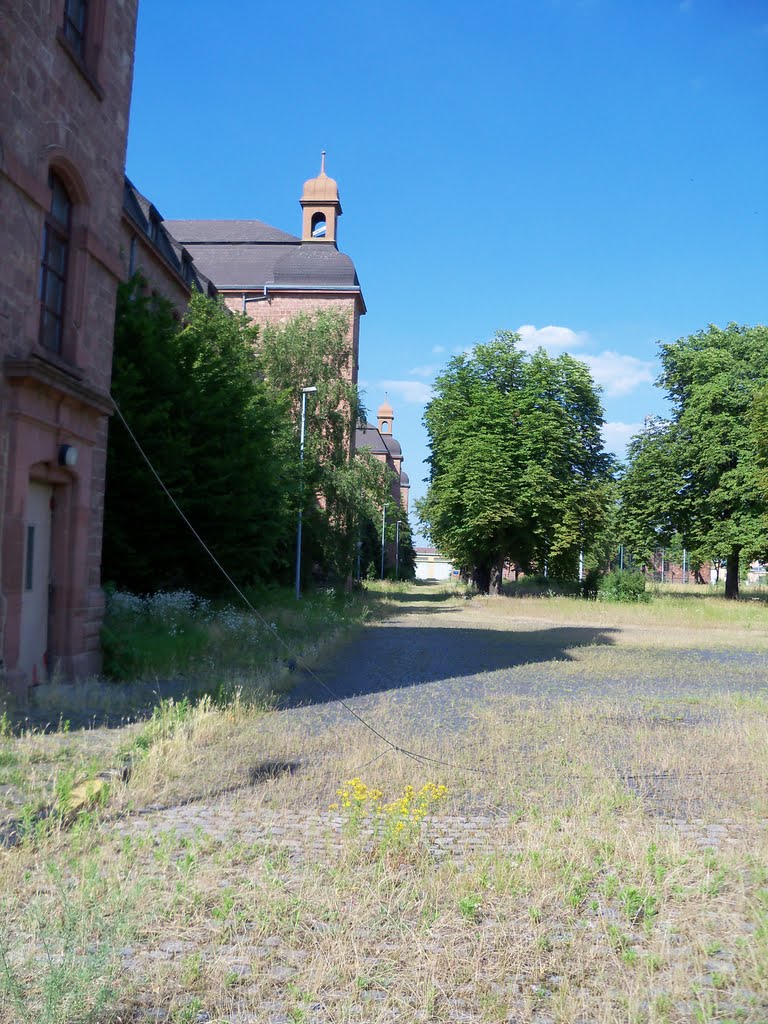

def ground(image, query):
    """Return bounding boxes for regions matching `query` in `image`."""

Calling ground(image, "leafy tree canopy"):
[418,331,612,592]
[619,323,768,598]
[104,280,294,593]
[256,308,394,583]
[106,290,415,594]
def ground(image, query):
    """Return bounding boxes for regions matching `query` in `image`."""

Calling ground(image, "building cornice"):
[4,356,114,416]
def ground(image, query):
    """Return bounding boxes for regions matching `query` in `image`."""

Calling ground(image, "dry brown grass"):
[1,584,766,1023]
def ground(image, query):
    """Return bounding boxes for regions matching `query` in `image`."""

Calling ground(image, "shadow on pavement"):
[281,623,618,708]
[370,590,461,605]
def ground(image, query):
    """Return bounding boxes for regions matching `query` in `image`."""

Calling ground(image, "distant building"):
[0,0,139,690]
[414,548,456,581]
[354,398,410,512]
[164,154,365,390]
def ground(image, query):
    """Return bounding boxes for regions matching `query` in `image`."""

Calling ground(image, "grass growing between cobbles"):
[0,585,383,829]
[0,583,766,1023]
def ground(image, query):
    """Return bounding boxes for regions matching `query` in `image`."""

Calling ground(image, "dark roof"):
[273,246,359,288]
[354,423,387,455]
[164,219,299,244]
[160,219,364,303]
[355,423,406,467]
[400,470,410,486]
[123,179,216,298]
[382,433,402,458]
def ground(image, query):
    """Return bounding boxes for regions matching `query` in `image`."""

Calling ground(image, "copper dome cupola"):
[377,396,394,435]
[301,152,342,244]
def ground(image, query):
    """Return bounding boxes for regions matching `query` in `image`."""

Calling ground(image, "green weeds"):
[101,585,367,684]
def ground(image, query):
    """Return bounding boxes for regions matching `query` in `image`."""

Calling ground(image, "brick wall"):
[0,0,139,687]
[221,291,362,385]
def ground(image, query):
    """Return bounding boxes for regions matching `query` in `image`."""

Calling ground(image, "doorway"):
[19,481,53,684]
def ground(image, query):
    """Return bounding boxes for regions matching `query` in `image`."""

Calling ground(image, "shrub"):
[581,567,601,600]
[597,570,650,603]
[505,575,582,598]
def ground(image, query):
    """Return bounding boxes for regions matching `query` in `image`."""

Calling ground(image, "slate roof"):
[355,423,405,464]
[354,423,388,456]
[400,470,410,486]
[164,220,298,244]
[162,219,363,301]
[382,433,402,458]
[123,179,216,298]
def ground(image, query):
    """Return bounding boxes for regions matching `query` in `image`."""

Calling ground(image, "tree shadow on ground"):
[281,623,618,708]
[365,584,463,607]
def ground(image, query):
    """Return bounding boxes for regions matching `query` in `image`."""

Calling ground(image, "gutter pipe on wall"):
[241,286,270,312]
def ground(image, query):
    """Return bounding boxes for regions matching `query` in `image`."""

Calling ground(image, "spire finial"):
[320,150,326,174]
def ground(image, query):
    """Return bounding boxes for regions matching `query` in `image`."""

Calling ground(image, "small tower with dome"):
[300,151,342,244]
[377,396,394,435]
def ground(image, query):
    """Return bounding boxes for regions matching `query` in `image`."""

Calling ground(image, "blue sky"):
[126,0,767,541]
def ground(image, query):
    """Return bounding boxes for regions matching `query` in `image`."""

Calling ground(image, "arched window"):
[39,173,72,354]
[311,212,327,238]
[380,421,389,433]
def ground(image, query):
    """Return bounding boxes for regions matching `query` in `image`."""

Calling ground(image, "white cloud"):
[402,327,655,402]
[380,379,434,405]
[602,421,642,458]
[409,363,439,379]
[516,324,590,353]
[579,351,656,397]
[432,344,446,354]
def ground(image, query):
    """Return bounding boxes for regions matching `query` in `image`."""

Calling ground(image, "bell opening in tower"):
[311,212,327,238]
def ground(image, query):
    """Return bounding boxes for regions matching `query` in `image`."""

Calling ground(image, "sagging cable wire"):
[110,399,760,790]
[112,397,425,768]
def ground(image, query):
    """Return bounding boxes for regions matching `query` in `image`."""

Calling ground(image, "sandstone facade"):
[0,0,139,689]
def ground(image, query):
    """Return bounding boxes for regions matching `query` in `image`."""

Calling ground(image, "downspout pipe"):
[241,285,270,312]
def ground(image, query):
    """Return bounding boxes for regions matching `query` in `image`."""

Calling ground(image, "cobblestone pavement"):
[111,798,760,860]
[108,799,766,1024]
[100,598,767,1024]
[280,603,768,733]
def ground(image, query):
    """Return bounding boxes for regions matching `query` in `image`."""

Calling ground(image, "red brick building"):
[355,398,410,514]
[121,178,217,310]
[164,154,365,390]
[0,0,139,689]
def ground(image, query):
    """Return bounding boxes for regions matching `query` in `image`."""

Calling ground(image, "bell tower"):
[377,396,394,435]
[300,152,342,244]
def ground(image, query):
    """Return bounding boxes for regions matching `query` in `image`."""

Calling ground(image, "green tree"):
[257,308,390,583]
[104,280,293,592]
[619,323,768,599]
[753,383,768,501]
[418,332,611,593]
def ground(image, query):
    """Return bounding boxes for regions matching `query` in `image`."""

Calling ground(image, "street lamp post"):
[295,386,317,600]
[395,520,401,579]
[380,503,386,580]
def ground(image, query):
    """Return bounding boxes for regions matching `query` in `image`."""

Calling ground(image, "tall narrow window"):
[24,525,35,592]
[63,0,88,57]
[39,173,72,354]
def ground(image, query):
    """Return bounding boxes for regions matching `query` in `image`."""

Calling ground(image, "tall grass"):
[101,586,366,684]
